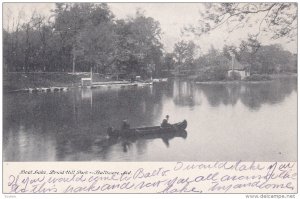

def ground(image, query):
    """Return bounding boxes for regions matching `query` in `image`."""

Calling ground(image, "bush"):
[226,71,241,81]
[194,73,211,82]
[243,74,272,81]
[195,66,228,82]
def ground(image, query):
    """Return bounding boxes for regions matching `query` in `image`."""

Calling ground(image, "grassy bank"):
[193,73,297,83]
[243,74,272,81]
[3,72,106,92]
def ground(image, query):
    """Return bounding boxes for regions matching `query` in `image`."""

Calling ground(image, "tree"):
[52,3,115,72]
[3,4,163,77]
[76,4,116,73]
[112,11,163,77]
[223,37,261,74]
[224,42,296,74]
[186,3,297,41]
[81,22,117,73]
[163,53,175,71]
[194,46,230,81]
[173,40,197,71]
[252,44,295,74]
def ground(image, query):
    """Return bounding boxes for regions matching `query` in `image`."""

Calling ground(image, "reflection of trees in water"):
[195,77,297,110]
[3,124,58,161]
[90,87,164,128]
[3,77,297,161]
[135,139,148,156]
[153,82,174,99]
[197,84,241,107]
[172,80,200,107]
[3,85,168,161]
[54,86,168,160]
[4,92,74,130]
[3,92,80,160]
[54,77,296,160]
[240,78,296,110]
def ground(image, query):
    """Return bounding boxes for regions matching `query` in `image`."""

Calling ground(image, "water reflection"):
[92,130,188,159]
[173,77,297,110]
[3,76,297,161]
[173,81,199,107]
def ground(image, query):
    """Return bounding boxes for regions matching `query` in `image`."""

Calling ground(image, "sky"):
[2,3,297,54]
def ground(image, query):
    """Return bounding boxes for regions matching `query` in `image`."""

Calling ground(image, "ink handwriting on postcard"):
[5,161,297,194]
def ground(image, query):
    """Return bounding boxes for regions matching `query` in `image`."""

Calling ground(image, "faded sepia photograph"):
[3,2,297,162]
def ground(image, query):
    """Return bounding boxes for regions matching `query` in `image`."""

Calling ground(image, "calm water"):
[3,77,297,161]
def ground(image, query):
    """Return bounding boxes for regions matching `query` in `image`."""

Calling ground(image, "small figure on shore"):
[161,115,170,128]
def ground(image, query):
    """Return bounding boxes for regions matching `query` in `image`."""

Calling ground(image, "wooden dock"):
[90,81,152,88]
[26,87,69,93]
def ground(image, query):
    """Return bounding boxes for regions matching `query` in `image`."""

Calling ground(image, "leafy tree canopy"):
[185,3,297,41]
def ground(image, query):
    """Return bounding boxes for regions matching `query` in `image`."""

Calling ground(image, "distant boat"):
[107,120,187,138]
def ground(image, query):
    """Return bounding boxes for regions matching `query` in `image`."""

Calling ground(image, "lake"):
[3,77,297,161]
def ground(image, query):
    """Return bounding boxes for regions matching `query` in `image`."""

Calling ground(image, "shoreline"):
[194,80,273,85]
[194,73,297,85]
[4,81,154,93]
[4,72,297,93]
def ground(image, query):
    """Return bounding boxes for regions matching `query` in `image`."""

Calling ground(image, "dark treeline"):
[171,38,297,81]
[3,3,297,79]
[3,3,163,78]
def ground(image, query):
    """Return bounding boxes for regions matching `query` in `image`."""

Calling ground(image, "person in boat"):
[161,115,171,128]
[121,120,130,130]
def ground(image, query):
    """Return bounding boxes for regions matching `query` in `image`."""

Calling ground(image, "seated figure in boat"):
[161,115,171,128]
[121,120,130,130]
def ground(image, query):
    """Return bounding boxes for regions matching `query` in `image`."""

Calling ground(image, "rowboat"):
[107,120,187,138]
